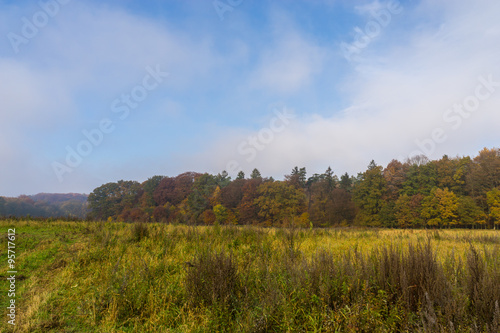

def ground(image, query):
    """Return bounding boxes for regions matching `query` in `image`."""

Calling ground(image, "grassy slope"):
[1,221,500,332]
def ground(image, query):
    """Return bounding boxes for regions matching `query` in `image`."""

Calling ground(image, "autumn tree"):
[140,175,164,208]
[308,175,331,226]
[213,204,228,225]
[466,148,500,210]
[308,167,353,226]
[153,172,198,206]
[153,177,175,206]
[433,156,456,191]
[421,188,459,228]
[121,207,149,222]
[285,166,307,189]
[83,146,500,228]
[452,156,472,195]
[115,180,143,221]
[378,199,397,228]
[394,194,424,228]
[486,188,500,229]
[254,180,306,226]
[457,196,487,228]
[352,160,387,226]
[153,204,171,222]
[88,180,141,221]
[329,189,356,225]
[220,179,245,209]
[237,178,263,224]
[383,159,406,200]
[406,154,430,166]
[188,173,218,223]
[401,161,437,196]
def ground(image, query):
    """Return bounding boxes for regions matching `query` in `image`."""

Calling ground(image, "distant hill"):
[30,193,88,204]
[0,193,89,219]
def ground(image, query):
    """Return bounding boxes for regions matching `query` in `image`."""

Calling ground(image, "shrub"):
[184,249,241,313]
[131,222,149,242]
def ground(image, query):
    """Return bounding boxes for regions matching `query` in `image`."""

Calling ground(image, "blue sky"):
[1,0,499,196]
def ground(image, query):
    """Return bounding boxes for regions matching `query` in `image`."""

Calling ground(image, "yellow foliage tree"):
[210,186,222,206]
[254,181,306,226]
[421,188,459,228]
[487,188,500,229]
[394,194,424,228]
[213,204,228,225]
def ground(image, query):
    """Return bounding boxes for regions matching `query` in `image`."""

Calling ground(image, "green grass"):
[1,220,500,332]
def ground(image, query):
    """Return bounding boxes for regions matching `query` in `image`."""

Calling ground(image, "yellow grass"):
[1,220,499,332]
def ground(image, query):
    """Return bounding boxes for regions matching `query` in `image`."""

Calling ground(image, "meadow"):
[1,220,500,332]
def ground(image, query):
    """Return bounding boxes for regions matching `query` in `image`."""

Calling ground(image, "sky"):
[1,0,499,197]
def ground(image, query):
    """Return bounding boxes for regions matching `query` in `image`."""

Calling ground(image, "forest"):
[0,193,88,219]
[86,147,500,229]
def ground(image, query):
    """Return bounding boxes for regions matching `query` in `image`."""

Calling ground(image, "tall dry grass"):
[1,220,499,332]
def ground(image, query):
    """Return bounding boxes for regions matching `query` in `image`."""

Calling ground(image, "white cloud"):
[0,59,74,125]
[201,0,500,178]
[248,9,326,94]
[0,59,75,194]
[354,0,386,16]
[33,3,219,94]
[250,34,325,94]
[1,0,499,195]
[0,2,223,196]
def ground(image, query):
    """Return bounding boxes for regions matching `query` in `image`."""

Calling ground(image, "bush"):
[131,222,149,242]
[184,249,241,312]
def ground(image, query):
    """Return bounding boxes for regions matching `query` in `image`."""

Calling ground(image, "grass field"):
[1,220,500,332]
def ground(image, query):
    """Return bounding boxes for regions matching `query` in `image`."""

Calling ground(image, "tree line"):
[0,193,89,219]
[88,147,500,228]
